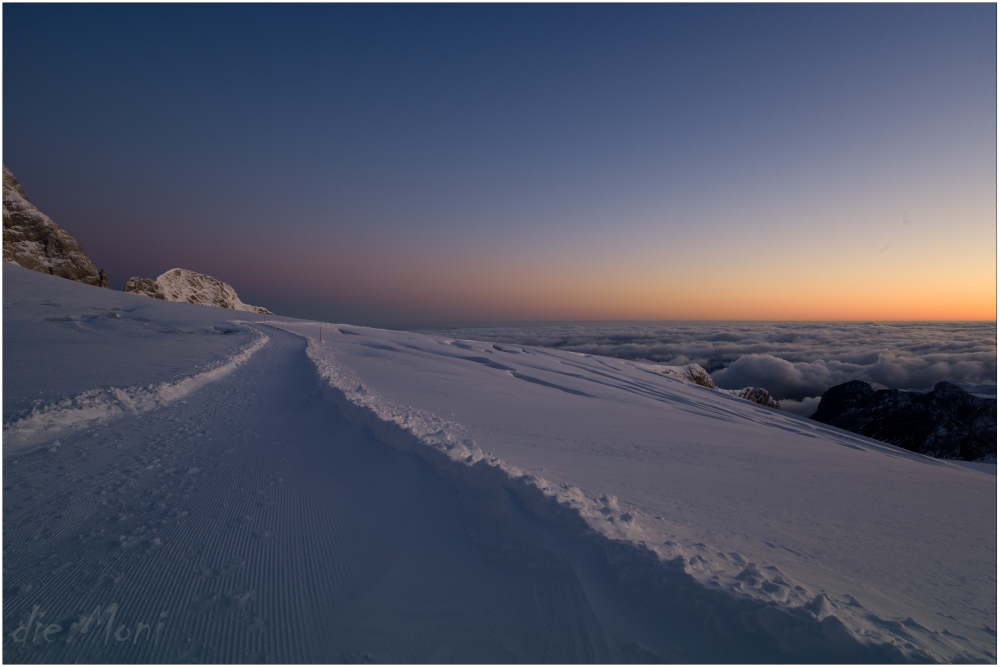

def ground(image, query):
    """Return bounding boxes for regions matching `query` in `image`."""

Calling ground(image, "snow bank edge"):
[298,334,931,663]
[3,324,269,452]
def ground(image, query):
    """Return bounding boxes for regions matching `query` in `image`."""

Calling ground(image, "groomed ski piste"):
[3,263,996,663]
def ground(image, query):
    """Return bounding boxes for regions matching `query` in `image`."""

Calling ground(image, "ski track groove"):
[1,327,590,663]
[11,323,945,663]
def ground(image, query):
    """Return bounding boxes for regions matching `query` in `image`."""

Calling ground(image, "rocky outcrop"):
[3,165,108,288]
[726,387,781,409]
[125,268,272,314]
[661,363,718,389]
[660,363,780,409]
[810,380,996,462]
[123,276,165,300]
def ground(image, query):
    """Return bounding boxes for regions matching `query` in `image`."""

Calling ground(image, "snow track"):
[3,272,994,664]
[5,327,716,663]
[2,326,268,453]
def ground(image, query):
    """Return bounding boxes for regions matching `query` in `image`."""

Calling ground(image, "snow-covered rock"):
[660,362,717,388]
[123,276,165,299]
[659,363,780,408]
[726,386,781,408]
[2,165,108,288]
[125,267,272,314]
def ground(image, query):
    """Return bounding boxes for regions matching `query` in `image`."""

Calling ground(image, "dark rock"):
[3,165,108,288]
[810,380,996,461]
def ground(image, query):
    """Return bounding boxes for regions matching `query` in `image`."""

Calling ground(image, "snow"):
[4,329,267,452]
[3,264,996,663]
[277,321,997,662]
[3,265,266,421]
[950,460,998,475]
[953,383,998,400]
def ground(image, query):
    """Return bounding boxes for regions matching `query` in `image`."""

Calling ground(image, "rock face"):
[661,363,718,389]
[123,276,165,300]
[726,386,781,409]
[125,268,272,315]
[810,380,997,462]
[3,165,108,288]
[661,363,781,409]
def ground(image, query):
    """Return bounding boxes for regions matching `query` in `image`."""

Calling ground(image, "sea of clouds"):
[421,322,997,416]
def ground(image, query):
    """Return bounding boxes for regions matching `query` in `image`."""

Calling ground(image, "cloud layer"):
[422,322,996,403]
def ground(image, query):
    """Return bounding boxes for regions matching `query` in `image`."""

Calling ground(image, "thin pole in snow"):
[320,326,323,343]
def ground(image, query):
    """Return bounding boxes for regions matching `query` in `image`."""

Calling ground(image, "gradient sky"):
[3,4,996,327]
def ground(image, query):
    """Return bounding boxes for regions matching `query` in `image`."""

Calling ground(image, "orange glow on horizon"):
[234,222,997,325]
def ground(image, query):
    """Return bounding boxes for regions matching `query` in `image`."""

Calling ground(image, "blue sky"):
[4,4,995,327]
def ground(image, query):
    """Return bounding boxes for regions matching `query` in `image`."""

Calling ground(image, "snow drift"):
[3,326,267,451]
[275,321,996,663]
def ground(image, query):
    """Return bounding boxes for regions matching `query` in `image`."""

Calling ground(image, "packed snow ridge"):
[3,326,268,452]
[2,165,108,288]
[275,322,996,663]
[126,268,272,314]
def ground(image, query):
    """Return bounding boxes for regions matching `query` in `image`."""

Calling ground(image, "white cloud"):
[779,396,823,418]
[421,322,996,400]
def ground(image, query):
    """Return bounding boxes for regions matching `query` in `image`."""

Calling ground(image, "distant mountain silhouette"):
[811,380,996,462]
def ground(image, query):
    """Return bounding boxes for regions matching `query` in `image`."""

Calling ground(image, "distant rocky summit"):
[810,380,996,462]
[3,165,108,288]
[125,267,272,314]
[660,363,781,409]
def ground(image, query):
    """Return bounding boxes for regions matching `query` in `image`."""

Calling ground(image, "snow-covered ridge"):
[125,268,272,314]
[276,322,991,663]
[2,325,268,452]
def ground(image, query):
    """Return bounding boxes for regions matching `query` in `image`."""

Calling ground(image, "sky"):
[3,4,996,328]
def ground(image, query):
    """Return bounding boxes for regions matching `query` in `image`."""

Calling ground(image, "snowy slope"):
[276,321,997,662]
[3,264,267,450]
[3,266,995,663]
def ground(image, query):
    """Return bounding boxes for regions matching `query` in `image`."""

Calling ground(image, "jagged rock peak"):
[125,268,272,315]
[3,165,108,288]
